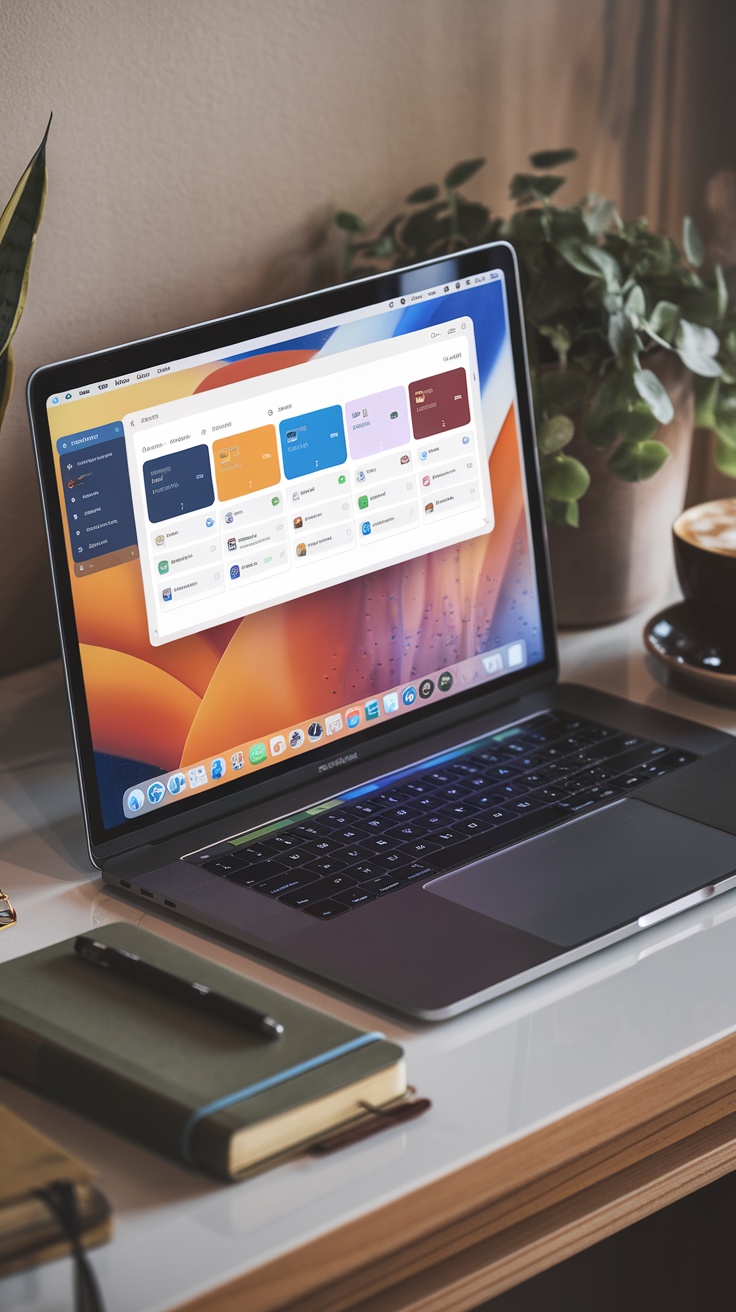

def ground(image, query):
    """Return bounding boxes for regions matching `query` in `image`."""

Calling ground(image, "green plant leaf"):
[608,311,639,364]
[633,368,674,424]
[405,184,440,204]
[510,173,565,205]
[529,148,577,170]
[548,205,589,245]
[444,158,485,190]
[545,496,580,526]
[676,318,720,358]
[584,196,620,237]
[694,375,719,429]
[580,243,621,290]
[716,264,728,320]
[0,117,50,358]
[677,349,722,378]
[607,438,670,481]
[715,436,736,476]
[400,202,450,257]
[456,197,494,245]
[334,210,365,233]
[541,452,591,501]
[539,322,572,365]
[371,233,396,258]
[586,370,636,445]
[625,284,646,320]
[683,216,705,268]
[537,413,575,453]
[647,300,680,345]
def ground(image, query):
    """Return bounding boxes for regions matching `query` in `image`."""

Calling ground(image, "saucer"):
[644,601,736,706]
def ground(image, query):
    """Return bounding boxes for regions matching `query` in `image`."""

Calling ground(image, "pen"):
[73,937,284,1039]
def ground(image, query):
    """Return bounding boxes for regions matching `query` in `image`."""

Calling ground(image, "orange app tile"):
[213,426,279,501]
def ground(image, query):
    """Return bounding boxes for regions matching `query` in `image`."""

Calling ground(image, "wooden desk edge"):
[177,1026,736,1312]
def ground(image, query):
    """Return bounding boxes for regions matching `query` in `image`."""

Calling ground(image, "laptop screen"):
[31,245,553,844]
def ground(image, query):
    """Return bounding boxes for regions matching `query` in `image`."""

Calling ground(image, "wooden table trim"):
[177,1027,736,1312]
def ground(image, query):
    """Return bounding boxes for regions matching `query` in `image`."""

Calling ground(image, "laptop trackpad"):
[427,799,736,948]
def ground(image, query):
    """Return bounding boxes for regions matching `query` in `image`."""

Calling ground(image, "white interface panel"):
[125,319,494,645]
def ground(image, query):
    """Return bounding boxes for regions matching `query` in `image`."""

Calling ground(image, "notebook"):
[0,924,406,1178]
[26,241,736,1019]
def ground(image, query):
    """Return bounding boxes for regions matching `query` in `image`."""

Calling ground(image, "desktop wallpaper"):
[47,281,545,829]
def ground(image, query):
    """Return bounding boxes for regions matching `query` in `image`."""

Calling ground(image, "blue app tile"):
[143,444,215,523]
[279,406,347,480]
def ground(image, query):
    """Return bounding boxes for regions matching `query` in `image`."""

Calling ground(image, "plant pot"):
[546,354,695,627]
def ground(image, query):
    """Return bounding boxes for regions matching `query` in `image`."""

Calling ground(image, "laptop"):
[27,241,736,1020]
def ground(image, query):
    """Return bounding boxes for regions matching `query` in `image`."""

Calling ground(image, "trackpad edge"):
[426,800,736,948]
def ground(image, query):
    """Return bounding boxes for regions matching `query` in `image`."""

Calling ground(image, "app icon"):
[358,495,369,510]
[249,743,267,764]
[167,772,186,795]
[325,712,343,736]
[155,533,165,546]
[382,691,399,713]
[293,515,303,529]
[420,449,428,461]
[307,721,323,742]
[227,537,237,551]
[230,564,240,580]
[364,698,380,720]
[162,587,172,602]
[346,707,361,729]
[390,410,399,420]
[418,678,434,699]
[462,435,471,445]
[424,502,434,514]
[188,765,208,787]
[270,735,286,756]
[231,750,244,771]
[507,642,525,668]
[158,560,169,574]
[296,542,307,557]
[338,474,347,484]
[206,516,215,527]
[126,788,145,812]
[361,522,371,536]
[422,476,430,487]
[289,728,305,748]
[356,470,366,483]
[225,511,234,524]
[400,453,410,465]
[147,781,166,805]
[482,651,504,675]
[438,670,454,692]
[271,495,280,505]
[401,685,417,706]
[211,756,226,780]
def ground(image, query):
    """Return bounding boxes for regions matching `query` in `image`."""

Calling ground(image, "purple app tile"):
[345,386,411,460]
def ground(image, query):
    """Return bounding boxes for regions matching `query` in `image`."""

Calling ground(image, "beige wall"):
[0,0,732,675]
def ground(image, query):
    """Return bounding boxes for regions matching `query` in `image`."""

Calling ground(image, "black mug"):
[673,498,736,626]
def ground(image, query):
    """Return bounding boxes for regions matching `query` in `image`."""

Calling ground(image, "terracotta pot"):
[546,353,694,627]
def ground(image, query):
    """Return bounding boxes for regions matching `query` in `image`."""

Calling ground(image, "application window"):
[125,320,494,645]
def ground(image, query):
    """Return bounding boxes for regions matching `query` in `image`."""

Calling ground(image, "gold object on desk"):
[0,888,16,929]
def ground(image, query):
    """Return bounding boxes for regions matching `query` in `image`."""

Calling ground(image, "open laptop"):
[27,241,736,1019]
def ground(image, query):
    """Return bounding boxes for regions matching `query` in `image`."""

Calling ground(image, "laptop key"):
[293,899,350,919]
[333,888,377,907]
[254,868,321,897]
[361,875,407,895]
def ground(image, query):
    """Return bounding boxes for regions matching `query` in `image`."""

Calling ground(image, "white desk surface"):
[2,613,736,1312]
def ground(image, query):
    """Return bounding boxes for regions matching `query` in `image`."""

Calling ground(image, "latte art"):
[674,499,736,557]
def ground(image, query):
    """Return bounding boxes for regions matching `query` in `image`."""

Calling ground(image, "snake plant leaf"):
[0,345,13,433]
[607,438,670,482]
[0,117,50,360]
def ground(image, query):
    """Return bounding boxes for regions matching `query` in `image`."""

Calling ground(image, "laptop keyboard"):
[191,710,697,920]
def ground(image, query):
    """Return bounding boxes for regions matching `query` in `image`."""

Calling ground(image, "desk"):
[2,614,736,1312]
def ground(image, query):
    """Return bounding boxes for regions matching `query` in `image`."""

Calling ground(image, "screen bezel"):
[28,242,559,860]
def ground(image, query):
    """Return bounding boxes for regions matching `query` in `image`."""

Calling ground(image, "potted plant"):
[335,151,736,624]
[0,120,51,435]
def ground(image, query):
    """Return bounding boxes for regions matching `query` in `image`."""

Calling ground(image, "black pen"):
[73,937,284,1039]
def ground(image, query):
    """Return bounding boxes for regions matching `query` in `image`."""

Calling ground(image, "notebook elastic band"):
[180,1031,385,1166]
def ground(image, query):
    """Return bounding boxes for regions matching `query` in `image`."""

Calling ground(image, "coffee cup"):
[672,497,736,621]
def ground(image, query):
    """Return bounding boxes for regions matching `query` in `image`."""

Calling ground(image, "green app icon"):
[338,474,347,485]
[158,560,169,574]
[358,494,369,510]
[271,495,280,506]
[249,743,267,764]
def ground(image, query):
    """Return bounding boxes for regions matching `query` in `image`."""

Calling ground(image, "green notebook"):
[0,924,405,1179]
